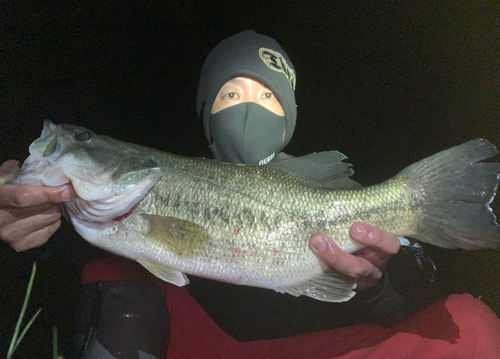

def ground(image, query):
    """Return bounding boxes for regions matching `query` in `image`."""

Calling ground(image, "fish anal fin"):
[137,258,189,286]
[277,270,357,303]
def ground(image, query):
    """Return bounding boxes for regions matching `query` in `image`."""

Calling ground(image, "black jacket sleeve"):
[346,238,442,327]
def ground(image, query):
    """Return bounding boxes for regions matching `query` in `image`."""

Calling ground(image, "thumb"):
[0,160,21,178]
[0,184,77,208]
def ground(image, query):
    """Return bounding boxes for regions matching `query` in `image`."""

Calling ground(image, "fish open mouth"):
[14,121,163,226]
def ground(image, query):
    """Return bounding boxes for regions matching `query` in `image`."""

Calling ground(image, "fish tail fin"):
[399,139,500,249]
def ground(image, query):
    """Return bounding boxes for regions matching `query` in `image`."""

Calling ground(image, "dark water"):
[1,2,499,357]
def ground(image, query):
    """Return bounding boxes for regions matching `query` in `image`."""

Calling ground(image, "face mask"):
[209,102,286,165]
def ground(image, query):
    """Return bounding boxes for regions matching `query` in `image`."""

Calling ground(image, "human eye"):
[223,92,239,100]
[262,91,276,100]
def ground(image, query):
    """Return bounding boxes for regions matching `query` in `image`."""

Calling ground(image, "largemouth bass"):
[9,121,500,302]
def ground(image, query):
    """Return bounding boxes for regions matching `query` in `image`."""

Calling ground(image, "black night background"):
[1,1,499,357]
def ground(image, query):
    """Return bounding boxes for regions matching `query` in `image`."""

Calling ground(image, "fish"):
[8,121,500,302]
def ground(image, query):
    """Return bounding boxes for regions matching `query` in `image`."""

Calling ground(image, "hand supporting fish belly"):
[8,121,500,302]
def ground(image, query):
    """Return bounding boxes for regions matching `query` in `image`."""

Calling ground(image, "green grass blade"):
[52,326,58,359]
[6,262,40,359]
[52,326,65,358]
[14,308,41,348]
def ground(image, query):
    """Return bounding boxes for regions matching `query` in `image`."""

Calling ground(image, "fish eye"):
[75,130,92,142]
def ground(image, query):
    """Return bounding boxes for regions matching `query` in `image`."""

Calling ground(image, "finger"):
[0,203,58,226]
[351,247,389,273]
[9,219,61,252]
[0,184,76,208]
[0,207,62,244]
[349,222,401,255]
[0,160,20,177]
[309,234,382,282]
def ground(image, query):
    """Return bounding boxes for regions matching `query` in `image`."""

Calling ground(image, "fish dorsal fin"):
[137,258,189,286]
[265,151,362,189]
[142,214,212,257]
[276,269,357,302]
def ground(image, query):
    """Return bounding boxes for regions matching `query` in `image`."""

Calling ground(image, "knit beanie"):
[196,30,297,150]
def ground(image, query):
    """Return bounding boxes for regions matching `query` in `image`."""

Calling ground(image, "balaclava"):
[196,30,297,165]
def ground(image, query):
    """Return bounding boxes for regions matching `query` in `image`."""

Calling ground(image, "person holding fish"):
[1,30,500,358]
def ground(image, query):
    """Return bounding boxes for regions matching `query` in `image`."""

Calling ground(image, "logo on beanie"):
[259,48,296,91]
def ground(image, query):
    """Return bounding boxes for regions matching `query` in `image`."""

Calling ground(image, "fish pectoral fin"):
[277,269,357,303]
[142,214,211,257]
[137,258,189,287]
